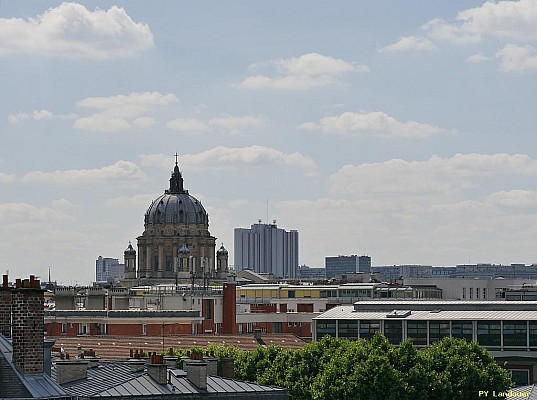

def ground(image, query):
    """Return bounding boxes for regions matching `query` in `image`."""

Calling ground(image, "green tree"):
[418,338,512,400]
[187,335,512,400]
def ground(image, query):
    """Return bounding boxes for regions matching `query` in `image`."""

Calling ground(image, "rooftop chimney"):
[44,339,56,377]
[184,359,208,390]
[0,274,12,338]
[205,351,218,376]
[147,354,167,385]
[128,350,146,373]
[55,359,89,384]
[221,357,235,379]
[12,275,44,374]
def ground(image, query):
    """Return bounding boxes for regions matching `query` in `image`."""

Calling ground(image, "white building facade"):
[234,222,299,279]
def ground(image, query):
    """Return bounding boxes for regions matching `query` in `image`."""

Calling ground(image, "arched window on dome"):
[179,210,184,223]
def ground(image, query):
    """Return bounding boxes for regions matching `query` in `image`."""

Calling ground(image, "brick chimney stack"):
[11,275,45,374]
[0,274,12,338]
[221,276,237,334]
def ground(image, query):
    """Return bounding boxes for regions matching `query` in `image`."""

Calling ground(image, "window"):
[509,369,530,386]
[61,323,68,334]
[338,320,358,340]
[503,321,527,348]
[98,323,108,335]
[530,322,537,348]
[462,287,466,299]
[483,288,487,299]
[452,321,473,341]
[79,324,89,335]
[476,288,480,299]
[384,320,403,345]
[288,290,296,298]
[359,320,380,339]
[407,321,427,346]
[316,320,336,338]
[142,324,147,335]
[469,288,473,299]
[477,321,501,348]
[429,321,450,343]
[205,299,212,320]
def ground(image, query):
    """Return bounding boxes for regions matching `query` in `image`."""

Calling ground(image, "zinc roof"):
[60,362,286,398]
[315,306,537,321]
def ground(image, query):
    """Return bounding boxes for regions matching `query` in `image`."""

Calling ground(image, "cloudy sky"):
[2,1,537,284]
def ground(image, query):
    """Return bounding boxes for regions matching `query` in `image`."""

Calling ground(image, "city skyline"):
[2,1,537,284]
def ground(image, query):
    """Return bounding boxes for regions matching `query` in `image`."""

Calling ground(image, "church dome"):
[124,242,136,255]
[144,160,208,226]
[217,244,228,256]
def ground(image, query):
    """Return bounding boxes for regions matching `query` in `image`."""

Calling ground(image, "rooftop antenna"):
[266,198,269,224]
[48,266,51,283]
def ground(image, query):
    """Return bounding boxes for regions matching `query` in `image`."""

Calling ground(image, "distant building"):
[234,221,299,279]
[372,265,433,282]
[95,256,124,282]
[325,255,371,279]
[298,265,326,281]
[372,263,537,282]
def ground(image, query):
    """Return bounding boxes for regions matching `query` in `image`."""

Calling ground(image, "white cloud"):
[467,53,493,64]
[381,0,537,71]
[7,109,75,124]
[167,118,210,134]
[33,110,53,120]
[299,111,446,138]
[140,146,316,171]
[423,0,537,45]
[239,53,368,90]
[167,115,265,135]
[0,2,154,59]
[487,190,537,208]
[330,153,537,197]
[379,36,437,52]
[22,160,145,184]
[74,91,177,132]
[208,115,265,134]
[0,202,74,224]
[0,173,16,183]
[496,43,537,71]
[132,116,155,128]
[7,112,30,124]
[104,193,157,209]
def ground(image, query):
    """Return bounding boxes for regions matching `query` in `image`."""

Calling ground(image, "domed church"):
[122,155,229,285]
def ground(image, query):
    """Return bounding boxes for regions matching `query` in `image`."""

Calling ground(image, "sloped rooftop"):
[48,334,307,360]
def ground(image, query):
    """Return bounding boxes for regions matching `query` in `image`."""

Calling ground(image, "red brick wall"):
[108,324,143,336]
[251,304,277,313]
[283,322,311,337]
[222,283,236,334]
[0,286,11,338]
[145,323,191,336]
[46,322,80,336]
[297,303,313,313]
[11,277,44,374]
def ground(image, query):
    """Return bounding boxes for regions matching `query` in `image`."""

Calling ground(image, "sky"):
[2,1,537,284]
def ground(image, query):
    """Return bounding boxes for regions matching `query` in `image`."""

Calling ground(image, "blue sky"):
[1,1,537,284]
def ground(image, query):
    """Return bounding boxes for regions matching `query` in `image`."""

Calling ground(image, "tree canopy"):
[191,335,512,400]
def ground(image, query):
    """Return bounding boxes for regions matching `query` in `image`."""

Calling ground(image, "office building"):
[325,255,371,279]
[234,221,298,279]
[95,256,124,282]
[297,265,326,281]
